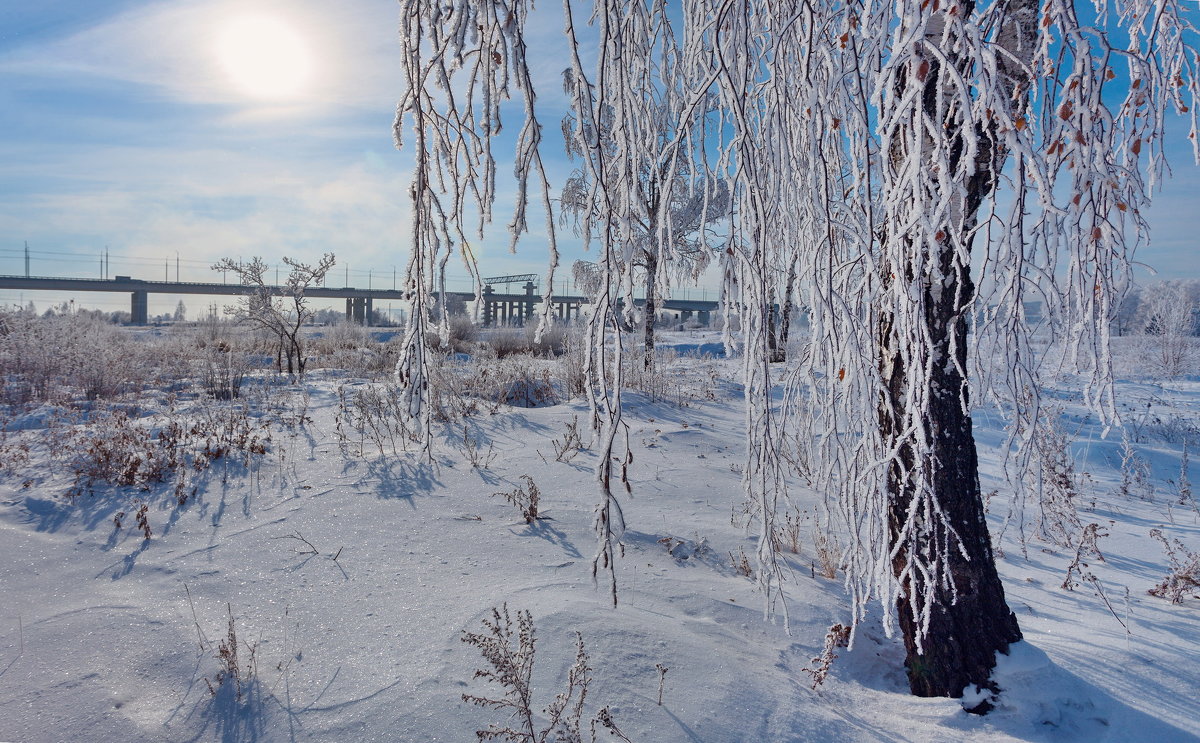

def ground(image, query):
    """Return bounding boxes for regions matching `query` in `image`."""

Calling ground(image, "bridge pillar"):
[482,286,495,327]
[523,281,535,326]
[698,310,710,326]
[131,290,148,325]
[346,297,368,324]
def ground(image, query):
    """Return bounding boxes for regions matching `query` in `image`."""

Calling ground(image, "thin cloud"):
[0,0,401,114]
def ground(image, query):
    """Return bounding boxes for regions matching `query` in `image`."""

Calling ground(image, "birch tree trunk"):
[643,249,658,368]
[879,0,1035,703]
[879,257,1022,702]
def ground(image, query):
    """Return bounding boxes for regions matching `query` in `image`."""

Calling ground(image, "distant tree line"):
[1113,279,1200,337]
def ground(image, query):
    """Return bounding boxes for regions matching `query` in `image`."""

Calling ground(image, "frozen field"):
[0,329,1197,742]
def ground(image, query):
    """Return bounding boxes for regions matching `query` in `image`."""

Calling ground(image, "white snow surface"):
[0,332,1197,742]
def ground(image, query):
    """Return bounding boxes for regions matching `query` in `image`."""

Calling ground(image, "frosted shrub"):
[65,410,171,496]
[335,383,417,456]
[1140,281,1198,378]
[1148,529,1200,604]
[1031,410,1085,547]
[531,325,569,356]
[461,605,632,743]
[424,351,557,420]
[495,475,542,523]
[200,342,252,400]
[812,527,841,580]
[623,346,680,401]
[426,362,482,423]
[771,508,805,555]
[0,425,31,474]
[0,310,153,406]
[484,328,534,358]
[308,320,395,377]
[1117,434,1155,502]
[313,317,371,353]
[62,402,269,507]
[479,325,569,358]
[556,329,590,399]
[461,354,557,409]
[426,315,479,354]
[801,623,850,690]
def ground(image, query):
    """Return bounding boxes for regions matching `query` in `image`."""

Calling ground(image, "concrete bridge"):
[0,274,719,326]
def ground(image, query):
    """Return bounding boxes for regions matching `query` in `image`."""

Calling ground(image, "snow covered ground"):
[0,330,1197,742]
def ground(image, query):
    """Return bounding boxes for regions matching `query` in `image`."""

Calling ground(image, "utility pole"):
[24,241,30,277]
[176,253,180,282]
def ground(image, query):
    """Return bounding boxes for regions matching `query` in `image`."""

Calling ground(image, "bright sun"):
[216,15,313,100]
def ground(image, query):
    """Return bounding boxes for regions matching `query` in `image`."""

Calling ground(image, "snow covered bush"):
[461,605,631,743]
[199,340,252,401]
[482,328,532,358]
[0,308,157,406]
[457,354,557,409]
[802,623,851,690]
[1030,409,1085,548]
[425,314,478,354]
[60,401,269,510]
[335,383,418,457]
[494,475,542,524]
[1140,281,1198,378]
[478,325,571,358]
[202,603,259,706]
[64,410,172,497]
[771,508,805,555]
[1148,529,1200,604]
[307,320,397,378]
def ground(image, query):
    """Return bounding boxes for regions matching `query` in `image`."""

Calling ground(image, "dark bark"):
[880,1,1034,706]
[879,247,1021,707]
[779,264,796,354]
[766,293,785,363]
[768,265,796,363]
[643,250,657,369]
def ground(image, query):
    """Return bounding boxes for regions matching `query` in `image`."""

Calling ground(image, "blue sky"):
[0,0,579,315]
[0,1,1196,315]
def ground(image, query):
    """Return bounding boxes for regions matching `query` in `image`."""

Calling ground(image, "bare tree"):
[1142,280,1198,376]
[212,255,335,378]
[560,98,731,368]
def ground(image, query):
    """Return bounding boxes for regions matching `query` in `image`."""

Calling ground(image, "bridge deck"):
[0,275,719,316]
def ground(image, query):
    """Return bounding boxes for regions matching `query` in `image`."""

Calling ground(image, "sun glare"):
[216,15,313,100]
